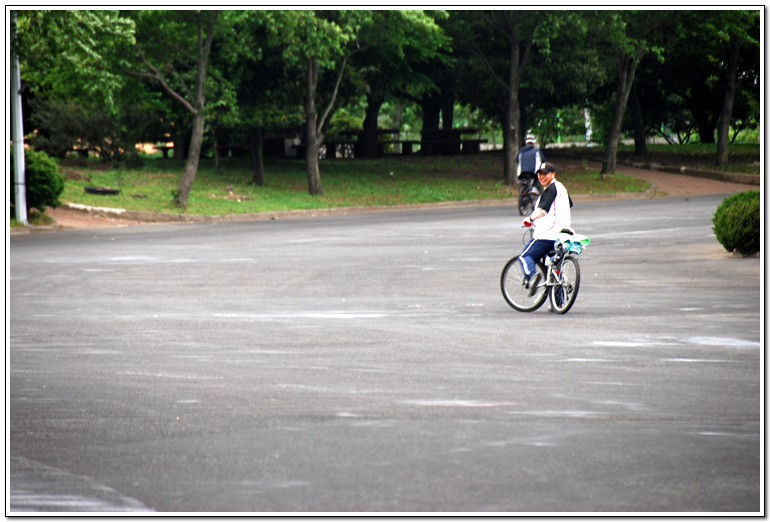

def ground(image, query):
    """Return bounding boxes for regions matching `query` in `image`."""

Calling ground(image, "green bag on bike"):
[555,231,590,254]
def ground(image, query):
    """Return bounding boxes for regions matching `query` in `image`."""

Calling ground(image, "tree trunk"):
[441,96,454,129]
[171,12,217,208]
[172,125,186,165]
[503,100,516,187]
[602,95,624,175]
[128,11,218,208]
[250,128,264,186]
[417,94,443,156]
[474,10,532,179]
[301,41,354,193]
[421,94,442,131]
[361,94,383,159]
[716,33,740,167]
[175,110,205,208]
[688,84,718,143]
[305,57,323,196]
[212,126,221,172]
[503,35,521,187]
[602,53,641,176]
[630,83,648,156]
[519,106,530,149]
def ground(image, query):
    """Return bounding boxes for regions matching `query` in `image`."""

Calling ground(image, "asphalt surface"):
[8,194,762,514]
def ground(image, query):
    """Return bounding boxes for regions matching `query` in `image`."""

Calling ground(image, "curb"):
[70,189,658,223]
[8,188,656,235]
[60,198,522,225]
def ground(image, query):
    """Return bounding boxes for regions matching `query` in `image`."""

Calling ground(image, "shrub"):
[29,97,164,164]
[9,147,65,217]
[712,190,760,256]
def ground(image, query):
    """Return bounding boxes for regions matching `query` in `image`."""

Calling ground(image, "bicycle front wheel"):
[549,255,581,314]
[501,255,547,312]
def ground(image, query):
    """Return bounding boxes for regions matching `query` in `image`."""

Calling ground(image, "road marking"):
[9,457,153,513]
[214,311,387,319]
[684,336,760,348]
[659,358,732,363]
[403,400,521,408]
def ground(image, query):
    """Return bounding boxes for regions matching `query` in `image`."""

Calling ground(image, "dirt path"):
[36,166,756,231]
[44,207,146,230]
[608,162,754,197]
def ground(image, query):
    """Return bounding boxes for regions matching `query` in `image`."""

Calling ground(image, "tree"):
[616,10,759,159]
[13,10,136,111]
[268,11,446,195]
[647,12,723,144]
[350,10,448,159]
[212,11,303,186]
[263,11,365,195]
[125,10,220,209]
[452,11,591,185]
[516,13,607,147]
[715,10,760,166]
[395,55,456,141]
[470,11,538,186]
[597,11,664,175]
[642,10,759,151]
[11,9,136,222]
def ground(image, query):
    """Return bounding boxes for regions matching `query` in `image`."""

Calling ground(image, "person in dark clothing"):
[516,135,544,186]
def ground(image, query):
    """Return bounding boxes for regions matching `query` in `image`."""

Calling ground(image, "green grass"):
[57,152,652,216]
[558,169,649,194]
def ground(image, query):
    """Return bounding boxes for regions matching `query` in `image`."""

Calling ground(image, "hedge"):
[712,190,760,256]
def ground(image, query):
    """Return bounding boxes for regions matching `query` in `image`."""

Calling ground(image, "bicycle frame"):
[542,250,566,288]
[532,244,564,293]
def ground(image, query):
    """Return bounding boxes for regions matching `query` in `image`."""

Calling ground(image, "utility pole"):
[11,10,28,225]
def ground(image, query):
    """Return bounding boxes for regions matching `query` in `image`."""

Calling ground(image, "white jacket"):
[532,180,572,241]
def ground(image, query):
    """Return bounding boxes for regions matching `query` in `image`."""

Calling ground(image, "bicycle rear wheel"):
[518,187,534,216]
[549,255,581,314]
[501,255,547,312]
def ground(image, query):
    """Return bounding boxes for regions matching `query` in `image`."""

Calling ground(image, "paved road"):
[9,194,761,514]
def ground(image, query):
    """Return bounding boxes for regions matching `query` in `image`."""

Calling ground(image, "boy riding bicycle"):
[519,162,573,290]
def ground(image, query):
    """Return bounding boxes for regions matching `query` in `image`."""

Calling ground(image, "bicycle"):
[500,229,590,314]
[517,177,541,216]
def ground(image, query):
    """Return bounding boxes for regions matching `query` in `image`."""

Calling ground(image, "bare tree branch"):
[317,44,370,137]
[125,42,197,114]
[124,12,217,117]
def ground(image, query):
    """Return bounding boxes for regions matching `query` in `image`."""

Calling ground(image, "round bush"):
[10,147,65,217]
[712,190,760,256]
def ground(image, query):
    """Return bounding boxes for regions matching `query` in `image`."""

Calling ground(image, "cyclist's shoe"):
[528,274,542,296]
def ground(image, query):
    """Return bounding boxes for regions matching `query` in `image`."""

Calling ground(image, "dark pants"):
[518,172,539,187]
[519,172,537,182]
[519,238,554,280]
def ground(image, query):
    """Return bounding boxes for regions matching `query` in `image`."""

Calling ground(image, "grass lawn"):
[56,152,651,217]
